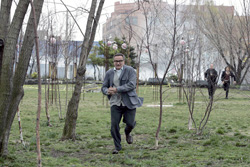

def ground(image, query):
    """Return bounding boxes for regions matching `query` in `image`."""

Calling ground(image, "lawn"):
[1,85,250,167]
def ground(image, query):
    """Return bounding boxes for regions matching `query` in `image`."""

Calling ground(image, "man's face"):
[113,56,124,70]
[210,64,214,69]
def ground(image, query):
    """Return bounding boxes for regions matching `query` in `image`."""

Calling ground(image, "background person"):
[102,53,143,154]
[221,66,236,99]
[204,64,218,99]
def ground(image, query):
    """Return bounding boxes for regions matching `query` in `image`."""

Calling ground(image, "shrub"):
[168,74,178,82]
[31,72,38,79]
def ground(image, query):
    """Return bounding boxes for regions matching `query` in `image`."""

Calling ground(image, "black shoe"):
[112,149,119,154]
[126,134,133,144]
[225,97,228,99]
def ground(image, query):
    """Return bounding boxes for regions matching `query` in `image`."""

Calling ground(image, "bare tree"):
[61,0,105,140]
[140,0,179,147]
[177,2,225,135]
[63,10,79,80]
[196,1,250,84]
[0,0,44,157]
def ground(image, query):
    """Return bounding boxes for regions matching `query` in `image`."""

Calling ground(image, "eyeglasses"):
[113,60,124,63]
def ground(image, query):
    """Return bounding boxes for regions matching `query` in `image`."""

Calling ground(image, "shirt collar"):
[114,66,124,71]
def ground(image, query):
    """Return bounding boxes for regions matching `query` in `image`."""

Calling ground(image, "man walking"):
[204,64,218,99]
[102,53,143,154]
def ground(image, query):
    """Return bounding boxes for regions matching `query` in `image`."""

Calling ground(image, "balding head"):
[210,64,214,69]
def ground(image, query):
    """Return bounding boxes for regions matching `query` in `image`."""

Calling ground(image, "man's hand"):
[233,81,236,84]
[108,87,117,95]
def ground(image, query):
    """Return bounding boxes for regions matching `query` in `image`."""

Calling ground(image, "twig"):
[59,0,85,37]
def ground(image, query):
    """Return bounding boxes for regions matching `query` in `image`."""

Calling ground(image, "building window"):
[125,16,138,25]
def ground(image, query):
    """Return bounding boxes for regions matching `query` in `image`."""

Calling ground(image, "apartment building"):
[102,1,247,82]
[102,1,146,47]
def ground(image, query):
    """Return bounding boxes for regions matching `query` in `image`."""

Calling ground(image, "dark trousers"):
[223,81,230,97]
[207,82,216,97]
[111,105,136,151]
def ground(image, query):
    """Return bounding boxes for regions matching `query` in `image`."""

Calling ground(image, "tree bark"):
[0,0,12,81]
[155,84,163,148]
[64,58,68,79]
[0,0,30,156]
[29,57,35,78]
[93,64,96,80]
[96,66,101,81]
[0,0,44,157]
[61,66,85,140]
[17,107,24,144]
[0,0,12,38]
[61,0,105,140]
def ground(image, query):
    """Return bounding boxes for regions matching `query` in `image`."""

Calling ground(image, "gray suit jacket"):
[102,65,143,109]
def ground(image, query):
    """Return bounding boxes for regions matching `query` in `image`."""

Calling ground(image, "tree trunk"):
[155,84,163,148]
[29,58,35,78]
[0,0,12,39]
[0,0,44,157]
[61,67,85,140]
[61,0,105,140]
[17,107,24,144]
[30,0,43,165]
[0,0,12,81]
[96,66,101,81]
[64,58,68,79]
[93,64,96,80]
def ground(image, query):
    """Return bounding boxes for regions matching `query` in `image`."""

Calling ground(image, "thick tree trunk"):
[236,70,242,85]
[0,0,12,80]
[61,67,85,140]
[0,0,30,156]
[0,0,12,39]
[61,0,105,140]
[0,0,44,157]
[0,0,11,79]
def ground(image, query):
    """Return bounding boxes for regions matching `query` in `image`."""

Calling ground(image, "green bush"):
[31,72,38,79]
[168,74,178,82]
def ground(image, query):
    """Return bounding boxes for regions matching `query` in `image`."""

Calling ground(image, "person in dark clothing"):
[204,64,218,99]
[221,66,236,99]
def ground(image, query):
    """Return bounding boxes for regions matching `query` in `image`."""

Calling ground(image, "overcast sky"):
[1,0,244,41]
[77,0,243,41]
[97,0,243,41]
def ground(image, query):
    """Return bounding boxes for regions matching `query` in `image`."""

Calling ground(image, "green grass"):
[2,85,250,167]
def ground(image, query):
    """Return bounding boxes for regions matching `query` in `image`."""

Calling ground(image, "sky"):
[68,0,243,41]
[0,0,244,41]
